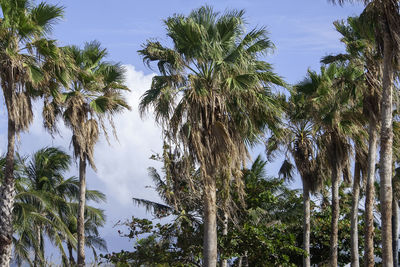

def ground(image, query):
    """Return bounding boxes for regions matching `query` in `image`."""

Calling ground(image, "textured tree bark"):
[203,178,217,267]
[350,157,361,267]
[393,200,399,267]
[33,226,43,267]
[221,211,228,267]
[379,26,394,267]
[77,157,87,266]
[303,182,311,267]
[330,164,340,267]
[364,119,378,267]
[0,114,16,267]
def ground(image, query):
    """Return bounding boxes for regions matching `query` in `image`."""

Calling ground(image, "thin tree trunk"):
[364,118,378,267]
[34,225,42,267]
[68,241,76,266]
[393,200,399,267]
[330,164,340,267]
[221,211,228,267]
[203,178,217,267]
[379,25,394,267]
[237,257,242,267]
[77,157,87,266]
[351,156,361,267]
[243,251,248,267]
[303,182,311,267]
[0,114,17,267]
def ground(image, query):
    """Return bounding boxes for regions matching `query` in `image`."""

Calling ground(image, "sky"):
[1,0,365,263]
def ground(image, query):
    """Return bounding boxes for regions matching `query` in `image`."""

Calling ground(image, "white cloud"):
[94,65,163,205]
[1,64,165,256]
[14,64,163,207]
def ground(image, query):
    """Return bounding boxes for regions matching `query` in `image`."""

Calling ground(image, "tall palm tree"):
[296,63,364,266]
[49,41,130,266]
[0,1,65,264]
[328,1,400,265]
[322,16,382,266]
[266,99,325,267]
[138,6,285,266]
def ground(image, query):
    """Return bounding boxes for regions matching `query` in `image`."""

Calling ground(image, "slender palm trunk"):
[221,211,228,267]
[330,163,340,267]
[34,226,43,267]
[77,157,87,266]
[68,240,76,266]
[351,157,361,267]
[364,118,378,267]
[0,107,17,266]
[379,26,394,267]
[393,199,399,266]
[237,257,243,267]
[243,251,249,267]
[302,181,311,267]
[203,178,217,267]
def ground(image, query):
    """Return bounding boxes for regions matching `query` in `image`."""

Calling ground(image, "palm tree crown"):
[139,6,285,266]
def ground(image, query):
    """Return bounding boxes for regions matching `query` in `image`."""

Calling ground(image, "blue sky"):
[46,0,363,81]
[3,0,365,263]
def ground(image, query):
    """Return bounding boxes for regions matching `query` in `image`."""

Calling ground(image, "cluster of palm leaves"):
[0,0,399,266]
[0,0,130,266]
[0,147,106,266]
[137,3,399,267]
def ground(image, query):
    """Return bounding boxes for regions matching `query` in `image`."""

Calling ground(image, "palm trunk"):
[243,251,249,267]
[221,211,228,267]
[351,156,361,267]
[68,240,76,266]
[364,118,378,267]
[203,178,217,267]
[77,157,87,266]
[237,257,243,267]
[379,25,394,267]
[0,113,17,267]
[34,225,43,267]
[302,182,311,267]
[393,199,399,266]
[330,163,340,267]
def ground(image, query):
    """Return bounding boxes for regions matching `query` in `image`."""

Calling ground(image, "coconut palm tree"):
[138,6,285,266]
[0,1,65,264]
[18,147,76,266]
[46,41,130,266]
[296,63,364,267]
[328,1,400,265]
[0,148,77,266]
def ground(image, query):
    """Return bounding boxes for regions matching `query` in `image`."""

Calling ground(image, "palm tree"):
[322,16,382,266]
[61,195,107,266]
[19,147,75,266]
[328,1,400,265]
[266,99,325,267]
[296,63,364,266]
[45,41,130,266]
[138,6,285,266]
[133,144,202,219]
[0,1,65,264]
[6,147,107,266]
[0,148,77,266]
